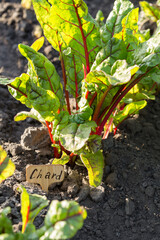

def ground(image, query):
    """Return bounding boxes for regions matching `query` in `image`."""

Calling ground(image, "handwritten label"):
[26,165,64,193]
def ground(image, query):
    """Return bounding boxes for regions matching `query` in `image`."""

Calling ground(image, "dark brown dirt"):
[1,0,160,240]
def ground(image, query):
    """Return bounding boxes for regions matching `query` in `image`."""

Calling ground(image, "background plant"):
[0,146,87,240]
[0,0,160,187]
[140,0,160,23]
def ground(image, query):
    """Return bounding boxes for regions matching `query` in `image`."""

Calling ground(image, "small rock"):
[35,148,52,156]
[61,179,70,191]
[125,198,135,216]
[44,45,53,56]
[90,185,105,202]
[105,172,118,187]
[75,178,90,202]
[13,223,22,232]
[145,186,155,197]
[21,126,50,150]
[14,170,26,182]
[67,182,79,197]
[9,144,22,156]
[75,184,90,202]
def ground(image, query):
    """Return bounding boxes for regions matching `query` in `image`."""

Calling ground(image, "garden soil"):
[0,0,160,239]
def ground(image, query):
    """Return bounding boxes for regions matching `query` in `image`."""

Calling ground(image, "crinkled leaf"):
[27,81,60,122]
[80,150,104,187]
[42,200,87,240]
[114,100,147,126]
[60,121,97,152]
[101,0,133,43]
[64,52,84,98]
[129,27,160,65]
[20,186,49,233]
[0,207,13,235]
[86,60,139,90]
[32,0,100,65]
[32,0,101,99]
[14,108,45,124]
[19,44,64,107]
[8,73,31,108]
[69,104,93,124]
[114,8,147,48]
[52,152,70,165]
[140,1,160,22]
[92,38,127,74]
[0,146,15,184]
[109,60,139,85]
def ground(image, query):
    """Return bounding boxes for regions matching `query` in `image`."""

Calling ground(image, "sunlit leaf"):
[0,146,15,184]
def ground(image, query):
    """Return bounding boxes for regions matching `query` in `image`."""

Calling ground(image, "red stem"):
[93,85,112,122]
[102,110,117,139]
[97,85,127,125]
[74,4,90,73]
[45,121,60,158]
[89,92,97,106]
[96,69,155,135]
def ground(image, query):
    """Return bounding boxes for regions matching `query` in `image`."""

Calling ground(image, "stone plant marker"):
[26,165,64,193]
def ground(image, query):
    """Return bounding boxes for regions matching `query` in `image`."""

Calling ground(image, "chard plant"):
[0,146,87,240]
[1,0,160,187]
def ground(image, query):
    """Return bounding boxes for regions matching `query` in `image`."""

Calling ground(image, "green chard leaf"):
[69,104,93,124]
[26,81,60,122]
[95,10,105,27]
[0,78,15,85]
[0,146,15,184]
[14,108,45,124]
[101,0,134,43]
[140,1,160,22]
[43,200,87,240]
[114,8,148,51]
[52,152,70,165]
[80,150,104,187]
[8,73,31,108]
[30,37,45,52]
[18,44,65,108]
[64,51,84,99]
[20,186,49,233]
[0,207,13,235]
[114,100,147,126]
[60,121,97,152]
[91,38,127,74]
[32,0,100,65]
[32,0,101,100]
[52,111,69,141]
